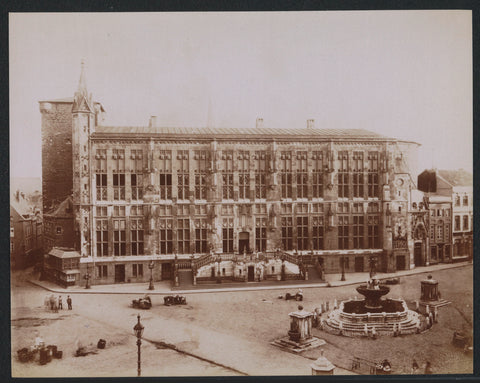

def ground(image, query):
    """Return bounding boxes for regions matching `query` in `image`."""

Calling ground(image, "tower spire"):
[73,59,93,113]
[78,59,87,95]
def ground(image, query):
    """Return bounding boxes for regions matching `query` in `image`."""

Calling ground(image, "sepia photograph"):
[9,10,473,377]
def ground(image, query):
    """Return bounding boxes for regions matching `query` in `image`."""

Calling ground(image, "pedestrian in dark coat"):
[67,295,72,310]
[58,296,63,310]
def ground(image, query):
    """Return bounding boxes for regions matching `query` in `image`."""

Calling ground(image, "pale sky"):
[9,11,472,179]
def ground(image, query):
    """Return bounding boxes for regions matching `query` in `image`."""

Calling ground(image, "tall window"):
[455,195,461,206]
[222,173,234,200]
[132,264,143,277]
[296,151,308,199]
[113,220,126,256]
[177,150,189,200]
[282,216,293,250]
[255,173,266,199]
[95,149,107,201]
[297,216,309,251]
[312,216,324,250]
[436,223,444,242]
[338,151,349,198]
[159,219,173,254]
[159,173,172,200]
[222,218,234,253]
[195,219,208,253]
[367,152,379,198]
[177,218,190,254]
[463,195,469,206]
[131,173,143,200]
[367,216,380,248]
[338,216,349,249]
[463,215,469,231]
[195,173,207,200]
[255,218,267,252]
[113,174,125,200]
[312,151,324,198]
[455,216,461,231]
[113,149,125,200]
[131,206,144,256]
[222,150,234,200]
[353,215,364,249]
[280,151,293,199]
[255,151,267,199]
[352,151,364,198]
[238,151,250,199]
[95,215,108,256]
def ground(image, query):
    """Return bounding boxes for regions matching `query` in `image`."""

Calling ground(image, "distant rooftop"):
[437,169,473,187]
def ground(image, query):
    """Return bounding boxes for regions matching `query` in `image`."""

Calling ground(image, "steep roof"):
[45,196,74,218]
[10,191,34,218]
[437,169,473,187]
[94,125,404,142]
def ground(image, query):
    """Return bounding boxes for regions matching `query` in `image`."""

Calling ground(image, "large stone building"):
[40,64,422,286]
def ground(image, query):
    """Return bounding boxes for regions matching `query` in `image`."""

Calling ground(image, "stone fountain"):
[322,274,425,337]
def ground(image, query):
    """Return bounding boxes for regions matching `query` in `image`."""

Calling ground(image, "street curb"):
[28,262,472,295]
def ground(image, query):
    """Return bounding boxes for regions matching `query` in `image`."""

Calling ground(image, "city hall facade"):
[40,65,422,286]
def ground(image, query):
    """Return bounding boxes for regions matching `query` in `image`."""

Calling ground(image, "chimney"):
[149,116,158,128]
[307,119,315,129]
[256,118,264,129]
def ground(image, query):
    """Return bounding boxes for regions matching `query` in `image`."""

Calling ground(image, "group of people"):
[44,294,73,312]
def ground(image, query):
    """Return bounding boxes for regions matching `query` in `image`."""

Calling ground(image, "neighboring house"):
[417,168,473,265]
[10,190,43,269]
[438,169,473,261]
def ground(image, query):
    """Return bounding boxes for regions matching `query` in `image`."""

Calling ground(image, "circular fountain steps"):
[322,309,423,337]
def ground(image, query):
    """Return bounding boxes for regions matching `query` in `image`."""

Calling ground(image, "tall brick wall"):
[39,101,73,213]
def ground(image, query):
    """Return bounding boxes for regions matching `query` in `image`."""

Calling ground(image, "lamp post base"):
[148,280,155,290]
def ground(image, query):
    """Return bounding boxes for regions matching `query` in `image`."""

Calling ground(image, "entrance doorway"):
[239,232,250,254]
[114,264,125,283]
[247,266,255,281]
[396,255,406,271]
[354,257,364,272]
[162,263,172,280]
[438,245,444,262]
[414,243,423,266]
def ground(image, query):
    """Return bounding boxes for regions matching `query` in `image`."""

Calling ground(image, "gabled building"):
[10,190,43,269]
[417,169,473,265]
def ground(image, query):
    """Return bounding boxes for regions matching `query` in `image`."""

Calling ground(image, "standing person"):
[49,294,55,311]
[424,361,433,374]
[412,359,419,374]
[58,295,63,310]
[67,295,72,310]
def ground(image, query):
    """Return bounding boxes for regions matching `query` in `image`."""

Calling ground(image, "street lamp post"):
[133,314,144,377]
[341,256,346,281]
[85,265,91,289]
[148,260,155,290]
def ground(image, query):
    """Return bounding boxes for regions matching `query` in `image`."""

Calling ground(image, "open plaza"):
[11,262,473,377]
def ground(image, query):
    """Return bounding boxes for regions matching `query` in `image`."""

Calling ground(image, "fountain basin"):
[356,285,390,311]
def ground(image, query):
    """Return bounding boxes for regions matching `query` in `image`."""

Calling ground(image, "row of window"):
[95,215,381,257]
[454,194,471,207]
[454,215,472,231]
[95,171,380,201]
[96,263,144,278]
[93,149,384,173]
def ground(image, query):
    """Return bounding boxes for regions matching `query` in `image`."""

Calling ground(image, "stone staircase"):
[322,308,424,337]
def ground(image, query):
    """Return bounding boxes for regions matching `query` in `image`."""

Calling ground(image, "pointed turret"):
[72,60,94,113]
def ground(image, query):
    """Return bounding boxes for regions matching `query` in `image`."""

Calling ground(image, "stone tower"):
[71,61,96,256]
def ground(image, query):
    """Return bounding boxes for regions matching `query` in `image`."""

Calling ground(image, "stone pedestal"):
[419,274,451,308]
[311,350,335,375]
[272,306,326,353]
